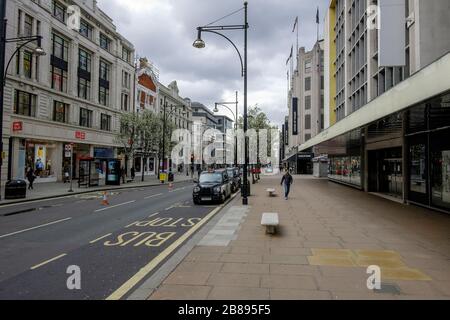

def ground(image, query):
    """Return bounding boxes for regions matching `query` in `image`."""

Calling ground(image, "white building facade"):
[3,0,135,184]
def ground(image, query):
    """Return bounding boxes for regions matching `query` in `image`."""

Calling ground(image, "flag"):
[316,7,320,24]
[292,16,298,33]
[285,45,293,65]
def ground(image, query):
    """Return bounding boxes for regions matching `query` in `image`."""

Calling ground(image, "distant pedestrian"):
[280,170,293,200]
[121,166,126,184]
[131,167,135,180]
[26,167,36,190]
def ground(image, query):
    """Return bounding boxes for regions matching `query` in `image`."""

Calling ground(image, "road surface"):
[0,181,229,300]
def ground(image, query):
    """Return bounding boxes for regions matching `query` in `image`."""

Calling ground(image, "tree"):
[137,110,162,182]
[115,112,139,174]
[237,105,278,180]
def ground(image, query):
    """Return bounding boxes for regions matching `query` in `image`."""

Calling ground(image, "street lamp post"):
[193,1,249,205]
[0,2,46,199]
[160,97,183,183]
[214,91,238,167]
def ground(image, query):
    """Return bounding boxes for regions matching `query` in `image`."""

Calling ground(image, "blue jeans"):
[283,183,291,198]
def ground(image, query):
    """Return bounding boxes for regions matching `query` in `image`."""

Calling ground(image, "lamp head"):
[34,36,46,56]
[193,28,205,49]
[34,47,46,56]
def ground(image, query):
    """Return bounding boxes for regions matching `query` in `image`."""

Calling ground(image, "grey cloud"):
[97,0,329,126]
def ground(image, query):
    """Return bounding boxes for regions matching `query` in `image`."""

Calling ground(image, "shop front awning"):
[297,52,450,153]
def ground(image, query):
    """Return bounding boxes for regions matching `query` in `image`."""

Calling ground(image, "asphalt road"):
[0,181,228,300]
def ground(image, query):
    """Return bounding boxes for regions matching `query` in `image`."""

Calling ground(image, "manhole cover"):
[374,283,402,295]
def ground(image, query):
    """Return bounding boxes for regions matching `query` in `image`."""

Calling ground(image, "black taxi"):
[193,169,232,205]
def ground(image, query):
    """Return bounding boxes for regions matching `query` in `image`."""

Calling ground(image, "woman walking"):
[280,170,293,200]
[26,167,36,190]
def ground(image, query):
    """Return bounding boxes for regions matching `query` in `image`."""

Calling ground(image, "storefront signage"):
[75,131,86,140]
[94,147,114,159]
[292,97,298,136]
[13,121,23,132]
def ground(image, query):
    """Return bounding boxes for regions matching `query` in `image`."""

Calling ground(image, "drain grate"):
[374,283,402,295]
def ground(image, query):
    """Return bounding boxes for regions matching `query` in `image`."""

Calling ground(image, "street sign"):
[65,144,73,152]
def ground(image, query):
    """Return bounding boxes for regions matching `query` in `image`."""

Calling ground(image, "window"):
[52,33,68,61]
[51,67,67,92]
[79,108,93,128]
[99,60,110,81]
[305,96,311,110]
[53,1,66,23]
[23,51,33,78]
[78,78,90,100]
[122,71,130,88]
[305,77,311,91]
[79,49,91,72]
[24,14,33,37]
[305,59,312,73]
[100,33,110,51]
[15,90,37,117]
[101,114,112,131]
[79,19,93,40]
[53,101,69,123]
[305,114,311,130]
[305,134,311,141]
[121,93,129,111]
[99,86,109,106]
[122,47,131,63]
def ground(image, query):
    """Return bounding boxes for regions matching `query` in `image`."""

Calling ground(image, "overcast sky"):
[97,0,329,127]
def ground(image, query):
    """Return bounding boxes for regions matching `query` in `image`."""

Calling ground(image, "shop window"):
[409,144,427,194]
[15,90,37,117]
[53,101,69,123]
[79,108,93,128]
[101,114,111,131]
[431,129,450,210]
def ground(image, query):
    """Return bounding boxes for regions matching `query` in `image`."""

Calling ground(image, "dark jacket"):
[26,169,36,182]
[281,174,293,186]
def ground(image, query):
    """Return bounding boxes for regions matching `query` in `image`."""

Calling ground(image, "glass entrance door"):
[383,158,403,198]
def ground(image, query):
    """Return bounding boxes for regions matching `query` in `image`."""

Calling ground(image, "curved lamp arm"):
[202,30,244,77]
[215,103,237,122]
[3,37,42,86]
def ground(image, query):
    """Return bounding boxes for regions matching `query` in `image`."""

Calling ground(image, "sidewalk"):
[0,173,193,206]
[147,175,450,300]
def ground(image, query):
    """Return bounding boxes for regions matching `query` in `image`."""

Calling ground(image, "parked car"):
[193,169,232,205]
[227,167,241,193]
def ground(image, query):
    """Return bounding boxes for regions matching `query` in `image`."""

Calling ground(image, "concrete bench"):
[261,212,279,234]
[266,188,276,197]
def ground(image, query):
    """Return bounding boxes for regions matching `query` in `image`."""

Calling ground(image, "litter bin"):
[5,179,27,200]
